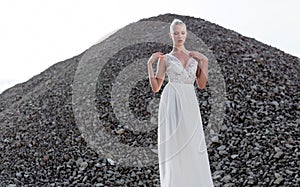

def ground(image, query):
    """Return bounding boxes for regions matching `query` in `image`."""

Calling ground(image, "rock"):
[274,151,284,159]
[230,154,238,159]
[274,173,281,178]
[7,185,17,187]
[274,147,281,152]
[270,101,279,106]
[217,145,226,151]
[79,162,88,171]
[116,129,125,134]
[107,158,115,165]
[43,155,50,162]
[273,177,284,185]
[224,183,235,187]
[95,183,104,187]
[211,136,219,143]
[221,175,232,183]
[285,170,293,175]
[16,172,22,179]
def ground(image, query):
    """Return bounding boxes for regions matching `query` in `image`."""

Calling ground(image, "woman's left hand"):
[189,51,200,60]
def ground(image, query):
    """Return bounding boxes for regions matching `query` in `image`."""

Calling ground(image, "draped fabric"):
[158,54,214,187]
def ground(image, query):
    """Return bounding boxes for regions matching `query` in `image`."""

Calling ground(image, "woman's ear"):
[168,32,172,39]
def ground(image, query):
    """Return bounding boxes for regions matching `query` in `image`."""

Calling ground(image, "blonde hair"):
[170,19,186,33]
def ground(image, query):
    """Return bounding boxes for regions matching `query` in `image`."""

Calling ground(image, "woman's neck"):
[171,45,188,54]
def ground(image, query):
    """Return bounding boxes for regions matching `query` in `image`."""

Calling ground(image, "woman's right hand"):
[148,52,164,65]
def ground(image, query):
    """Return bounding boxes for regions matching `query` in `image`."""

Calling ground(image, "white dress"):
[158,53,214,187]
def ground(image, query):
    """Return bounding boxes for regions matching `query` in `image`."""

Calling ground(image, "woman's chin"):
[175,43,184,47]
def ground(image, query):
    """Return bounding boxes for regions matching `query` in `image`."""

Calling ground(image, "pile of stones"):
[0,13,299,186]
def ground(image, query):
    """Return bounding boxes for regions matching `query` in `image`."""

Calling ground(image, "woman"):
[147,19,214,187]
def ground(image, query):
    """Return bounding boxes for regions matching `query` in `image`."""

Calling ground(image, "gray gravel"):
[0,13,299,186]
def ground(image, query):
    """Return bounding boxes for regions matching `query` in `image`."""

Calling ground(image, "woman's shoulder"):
[162,53,171,60]
[160,53,170,66]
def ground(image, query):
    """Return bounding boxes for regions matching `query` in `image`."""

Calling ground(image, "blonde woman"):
[147,19,214,187]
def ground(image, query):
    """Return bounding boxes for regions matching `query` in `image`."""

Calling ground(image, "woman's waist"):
[167,81,195,86]
[165,81,196,90]
[161,82,197,99]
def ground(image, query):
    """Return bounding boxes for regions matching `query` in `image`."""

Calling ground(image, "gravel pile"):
[0,13,299,186]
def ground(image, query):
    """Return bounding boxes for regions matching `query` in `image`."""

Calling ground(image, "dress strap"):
[164,53,170,67]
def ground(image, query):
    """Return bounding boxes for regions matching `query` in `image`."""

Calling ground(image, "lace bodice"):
[165,53,198,84]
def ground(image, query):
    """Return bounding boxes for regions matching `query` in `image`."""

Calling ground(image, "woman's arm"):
[147,52,166,93]
[190,51,208,89]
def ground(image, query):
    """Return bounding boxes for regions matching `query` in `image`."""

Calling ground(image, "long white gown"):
[158,53,214,187]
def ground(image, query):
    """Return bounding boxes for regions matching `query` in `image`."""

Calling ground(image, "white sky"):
[0,0,299,94]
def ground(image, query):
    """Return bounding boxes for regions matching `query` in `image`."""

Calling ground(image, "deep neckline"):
[169,53,194,69]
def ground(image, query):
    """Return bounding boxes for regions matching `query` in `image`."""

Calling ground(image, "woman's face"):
[170,24,187,46]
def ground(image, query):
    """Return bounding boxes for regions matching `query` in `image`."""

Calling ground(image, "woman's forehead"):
[173,24,186,31]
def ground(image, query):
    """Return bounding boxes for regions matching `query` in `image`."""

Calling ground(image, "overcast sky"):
[0,0,299,94]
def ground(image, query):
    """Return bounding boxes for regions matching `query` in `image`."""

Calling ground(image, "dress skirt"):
[158,82,214,187]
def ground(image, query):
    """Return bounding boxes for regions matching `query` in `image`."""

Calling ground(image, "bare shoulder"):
[189,50,208,62]
[197,52,208,61]
[195,51,206,57]
[158,54,167,66]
